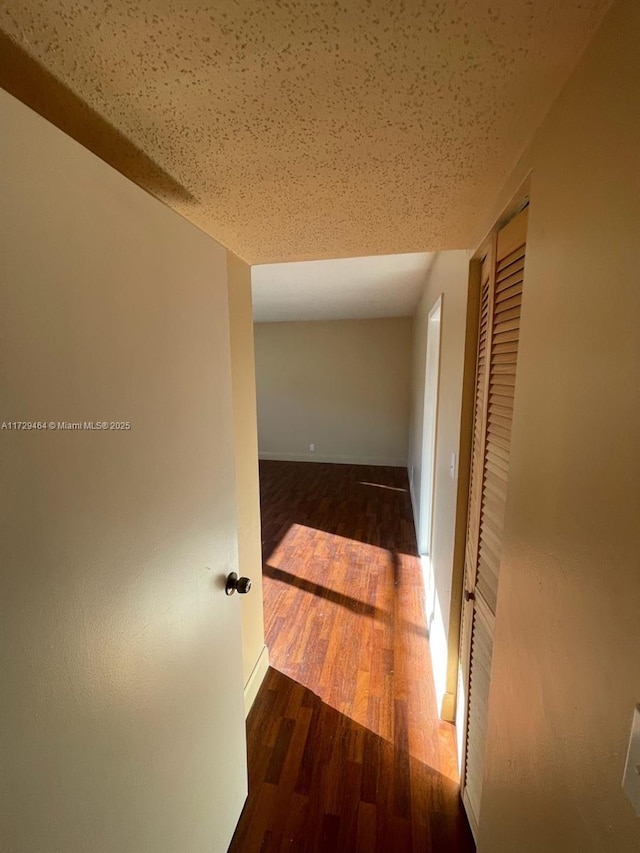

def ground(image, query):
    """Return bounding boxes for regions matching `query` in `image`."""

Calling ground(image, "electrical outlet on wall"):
[309,443,315,452]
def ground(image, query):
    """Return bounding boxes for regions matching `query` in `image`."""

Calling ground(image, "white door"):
[0,90,247,853]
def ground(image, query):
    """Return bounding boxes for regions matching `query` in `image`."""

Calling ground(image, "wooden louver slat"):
[461,206,528,836]
[464,604,494,823]
[463,261,491,575]
[476,235,524,616]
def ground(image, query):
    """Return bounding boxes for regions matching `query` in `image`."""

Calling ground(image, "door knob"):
[225,572,252,596]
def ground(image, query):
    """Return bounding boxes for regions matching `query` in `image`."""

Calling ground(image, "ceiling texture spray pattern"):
[0,0,611,263]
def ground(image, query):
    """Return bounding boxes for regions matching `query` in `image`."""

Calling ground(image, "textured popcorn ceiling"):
[0,0,611,263]
[252,253,436,322]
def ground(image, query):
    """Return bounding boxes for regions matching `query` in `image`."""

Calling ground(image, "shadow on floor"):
[263,564,386,620]
[259,460,419,558]
[263,562,429,640]
[228,668,475,853]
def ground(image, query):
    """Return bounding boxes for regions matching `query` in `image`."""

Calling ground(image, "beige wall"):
[226,253,269,712]
[0,89,250,852]
[254,318,412,466]
[408,250,471,719]
[475,0,640,849]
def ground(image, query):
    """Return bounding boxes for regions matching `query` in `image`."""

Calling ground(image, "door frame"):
[417,295,443,557]
[454,188,531,840]
[450,182,532,738]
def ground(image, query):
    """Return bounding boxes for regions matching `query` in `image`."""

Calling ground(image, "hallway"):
[229,461,475,852]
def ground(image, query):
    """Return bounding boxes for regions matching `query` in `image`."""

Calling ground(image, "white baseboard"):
[420,554,450,721]
[258,451,406,467]
[440,690,456,723]
[409,476,420,541]
[244,643,270,717]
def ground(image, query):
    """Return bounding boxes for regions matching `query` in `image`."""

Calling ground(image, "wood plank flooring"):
[228,461,475,853]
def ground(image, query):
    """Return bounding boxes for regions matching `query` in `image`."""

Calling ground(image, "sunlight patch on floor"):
[267,522,392,566]
[265,526,460,784]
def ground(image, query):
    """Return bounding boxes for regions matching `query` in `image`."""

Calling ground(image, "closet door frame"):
[457,204,529,839]
[457,235,497,838]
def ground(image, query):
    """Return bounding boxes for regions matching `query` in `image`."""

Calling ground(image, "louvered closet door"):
[459,207,528,838]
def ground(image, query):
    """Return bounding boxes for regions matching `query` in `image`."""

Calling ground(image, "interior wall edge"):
[243,644,270,718]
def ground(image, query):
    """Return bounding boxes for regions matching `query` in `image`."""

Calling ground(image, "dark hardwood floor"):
[228,461,475,853]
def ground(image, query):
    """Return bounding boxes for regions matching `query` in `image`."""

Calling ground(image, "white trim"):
[258,451,406,467]
[243,643,270,717]
[409,476,420,542]
[462,790,480,844]
[417,295,443,556]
